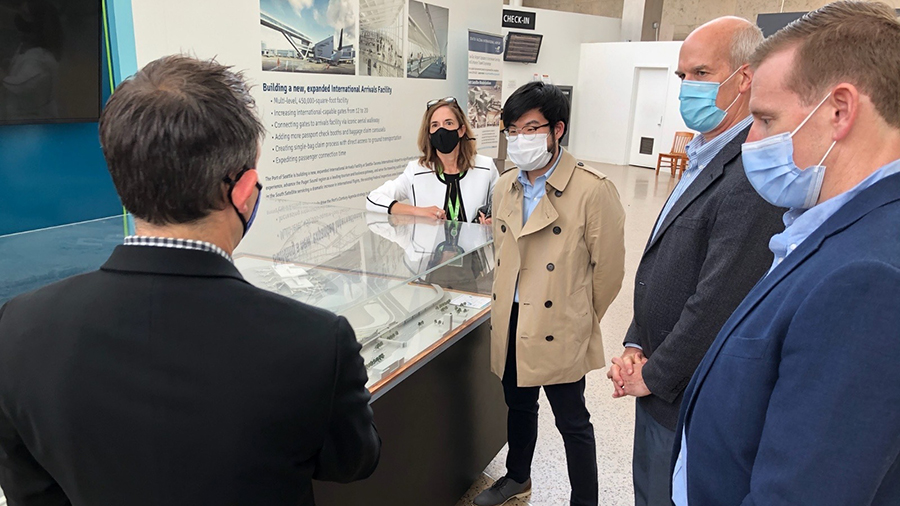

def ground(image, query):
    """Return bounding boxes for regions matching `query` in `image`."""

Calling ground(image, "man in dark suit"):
[606,17,784,506]
[674,3,900,505]
[0,55,380,505]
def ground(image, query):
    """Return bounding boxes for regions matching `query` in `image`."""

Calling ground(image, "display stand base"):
[313,319,505,506]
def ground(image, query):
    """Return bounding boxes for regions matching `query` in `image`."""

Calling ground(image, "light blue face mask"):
[679,67,742,133]
[741,93,836,209]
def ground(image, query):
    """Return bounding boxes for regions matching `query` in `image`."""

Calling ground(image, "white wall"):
[570,41,689,165]
[501,8,621,103]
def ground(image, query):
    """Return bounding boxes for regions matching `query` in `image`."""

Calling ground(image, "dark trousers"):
[632,401,676,506]
[502,304,598,506]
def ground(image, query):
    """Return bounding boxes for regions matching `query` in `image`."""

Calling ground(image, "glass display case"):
[233,201,495,393]
[0,216,127,305]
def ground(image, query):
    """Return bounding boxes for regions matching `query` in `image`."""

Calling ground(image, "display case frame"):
[233,201,496,399]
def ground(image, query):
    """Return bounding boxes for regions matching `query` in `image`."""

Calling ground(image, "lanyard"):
[447,194,461,221]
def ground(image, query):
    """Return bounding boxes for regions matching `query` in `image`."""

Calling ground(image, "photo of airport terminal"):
[360,0,405,78]
[406,0,447,80]
[259,0,357,75]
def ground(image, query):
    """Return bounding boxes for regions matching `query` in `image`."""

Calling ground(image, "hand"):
[418,206,446,220]
[620,360,651,397]
[608,348,646,398]
[478,211,492,225]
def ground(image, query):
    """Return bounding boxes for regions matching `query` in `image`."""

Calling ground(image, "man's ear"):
[555,121,566,142]
[830,83,859,143]
[230,169,259,214]
[738,64,752,94]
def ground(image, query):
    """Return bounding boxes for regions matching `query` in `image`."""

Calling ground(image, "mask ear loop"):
[719,65,746,115]
[818,139,837,167]
[790,92,832,137]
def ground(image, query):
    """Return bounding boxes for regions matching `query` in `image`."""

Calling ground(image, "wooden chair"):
[656,131,695,177]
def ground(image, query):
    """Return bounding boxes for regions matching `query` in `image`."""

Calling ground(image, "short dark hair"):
[750,1,900,128]
[99,55,265,225]
[501,81,570,138]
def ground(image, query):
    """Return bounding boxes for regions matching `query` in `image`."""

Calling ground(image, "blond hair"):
[417,101,477,173]
[750,1,900,128]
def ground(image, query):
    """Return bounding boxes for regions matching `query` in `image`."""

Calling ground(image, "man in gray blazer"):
[607,17,784,506]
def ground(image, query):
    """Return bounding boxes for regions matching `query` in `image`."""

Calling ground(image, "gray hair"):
[730,22,764,70]
[100,55,265,225]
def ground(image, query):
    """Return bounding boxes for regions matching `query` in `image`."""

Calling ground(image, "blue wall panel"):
[0,6,123,236]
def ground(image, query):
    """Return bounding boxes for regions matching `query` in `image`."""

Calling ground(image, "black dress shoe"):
[473,476,532,506]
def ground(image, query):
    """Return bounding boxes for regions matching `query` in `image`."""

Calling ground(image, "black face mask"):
[430,127,461,154]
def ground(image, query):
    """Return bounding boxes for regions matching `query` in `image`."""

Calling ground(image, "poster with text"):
[467,31,503,158]
[128,0,500,251]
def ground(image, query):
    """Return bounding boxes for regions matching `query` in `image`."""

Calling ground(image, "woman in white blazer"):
[366,96,499,223]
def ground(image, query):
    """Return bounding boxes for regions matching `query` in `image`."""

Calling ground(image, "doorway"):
[628,67,669,168]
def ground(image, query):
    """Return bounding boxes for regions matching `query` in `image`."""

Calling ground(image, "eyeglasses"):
[427,96,457,109]
[503,122,551,141]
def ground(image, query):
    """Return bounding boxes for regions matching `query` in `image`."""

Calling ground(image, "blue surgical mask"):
[679,67,742,133]
[741,93,836,209]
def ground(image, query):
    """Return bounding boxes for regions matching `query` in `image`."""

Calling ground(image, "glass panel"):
[0,217,126,305]
[235,201,495,389]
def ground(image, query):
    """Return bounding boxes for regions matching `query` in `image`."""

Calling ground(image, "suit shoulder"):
[241,282,342,325]
[2,270,100,313]
[472,154,497,169]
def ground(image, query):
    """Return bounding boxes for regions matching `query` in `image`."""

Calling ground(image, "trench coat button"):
[546,263,555,271]
[497,259,500,266]
[501,224,507,233]
[544,300,552,308]
[577,162,584,166]
[493,293,496,300]
[553,226,561,235]
[554,190,563,197]
[545,335,554,342]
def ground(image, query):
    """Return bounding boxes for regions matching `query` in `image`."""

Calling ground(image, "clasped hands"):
[606,347,651,398]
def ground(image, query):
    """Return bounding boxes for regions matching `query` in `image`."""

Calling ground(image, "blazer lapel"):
[685,172,900,421]
[645,127,749,254]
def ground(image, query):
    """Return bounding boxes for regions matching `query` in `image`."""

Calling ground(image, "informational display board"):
[466,30,503,158]
[128,0,501,231]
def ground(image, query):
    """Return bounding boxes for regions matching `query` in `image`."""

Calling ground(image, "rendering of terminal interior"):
[3,1,900,506]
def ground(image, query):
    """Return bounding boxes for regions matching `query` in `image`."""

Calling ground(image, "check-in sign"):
[502,9,536,30]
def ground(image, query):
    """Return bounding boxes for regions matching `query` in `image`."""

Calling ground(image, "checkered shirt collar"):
[123,236,233,263]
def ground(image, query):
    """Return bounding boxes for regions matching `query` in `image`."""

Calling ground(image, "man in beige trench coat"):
[474,82,626,506]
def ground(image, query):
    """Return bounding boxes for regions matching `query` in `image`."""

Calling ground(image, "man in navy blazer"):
[673,3,900,505]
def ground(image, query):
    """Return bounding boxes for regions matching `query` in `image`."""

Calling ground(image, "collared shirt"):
[672,157,900,506]
[513,150,562,303]
[123,235,233,263]
[768,157,900,273]
[652,116,753,241]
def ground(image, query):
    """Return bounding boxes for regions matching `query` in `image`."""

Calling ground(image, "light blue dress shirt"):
[767,157,900,273]
[652,116,753,241]
[513,151,561,303]
[672,157,900,506]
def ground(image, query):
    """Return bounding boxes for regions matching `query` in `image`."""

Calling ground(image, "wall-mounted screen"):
[0,0,101,125]
[503,31,542,64]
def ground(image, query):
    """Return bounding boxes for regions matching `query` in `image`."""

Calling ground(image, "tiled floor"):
[0,162,673,506]
[456,161,676,506]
